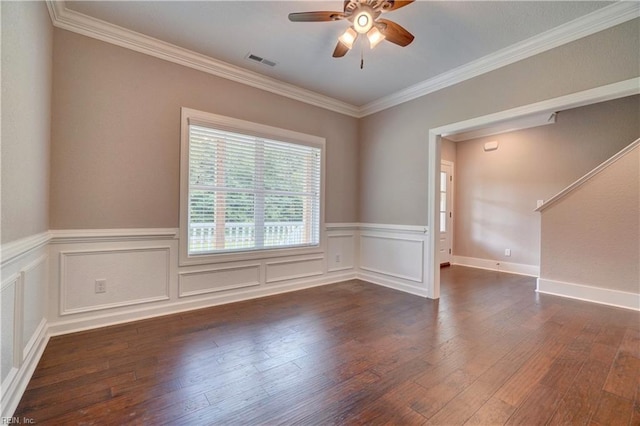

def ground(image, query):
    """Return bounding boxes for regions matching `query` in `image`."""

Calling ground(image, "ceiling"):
[61,1,619,110]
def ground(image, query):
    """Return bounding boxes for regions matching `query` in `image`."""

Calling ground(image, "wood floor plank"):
[603,350,640,400]
[547,358,611,425]
[13,267,639,425]
[590,390,633,425]
[424,333,541,424]
[631,384,640,425]
[465,396,516,425]
[505,383,562,425]
[493,338,565,406]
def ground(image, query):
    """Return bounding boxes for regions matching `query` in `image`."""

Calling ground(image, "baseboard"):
[1,320,49,418]
[48,271,357,336]
[452,255,539,277]
[537,278,640,311]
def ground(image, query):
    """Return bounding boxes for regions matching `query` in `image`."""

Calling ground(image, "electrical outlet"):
[335,254,341,263]
[95,279,107,294]
[505,249,511,257]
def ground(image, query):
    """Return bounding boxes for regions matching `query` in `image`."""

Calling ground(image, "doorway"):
[425,79,637,300]
[439,160,454,266]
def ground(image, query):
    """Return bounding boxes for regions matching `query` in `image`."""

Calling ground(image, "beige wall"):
[50,29,359,229]
[17,15,640,235]
[358,19,640,225]
[540,145,639,293]
[452,95,639,267]
[1,2,53,244]
[441,138,457,164]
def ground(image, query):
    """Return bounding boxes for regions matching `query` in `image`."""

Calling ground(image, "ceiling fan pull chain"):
[360,48,364,69]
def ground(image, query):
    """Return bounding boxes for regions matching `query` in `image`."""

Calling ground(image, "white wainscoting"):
[59,247,171,315]
[452,255,540,277]
[48,230,179,334]
[266,256,324,284]
[357,224,431,297]
[21,255,48,360]
[45,226,358,337]
[537,278,640,311]
[1,275,18,385]
[327,233,356,272]
[1,232,50,419]
[179,263,261,297]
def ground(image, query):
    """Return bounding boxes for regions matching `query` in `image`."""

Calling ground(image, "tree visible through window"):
[188,124,321,255]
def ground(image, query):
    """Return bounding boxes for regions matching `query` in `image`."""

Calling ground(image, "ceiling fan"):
[288,0,415,58]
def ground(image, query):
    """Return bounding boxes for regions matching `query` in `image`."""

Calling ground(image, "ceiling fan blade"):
[288,11,345,22]
[377,18,414,47]
[383,0,415,12]
[333,41,349,58]
[343,0,357,13]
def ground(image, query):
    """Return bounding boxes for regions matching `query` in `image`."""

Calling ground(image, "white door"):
[439,161,453,265]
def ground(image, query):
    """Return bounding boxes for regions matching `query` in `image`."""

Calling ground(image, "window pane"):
[189,189,215,224]
[440,171,447,192]
[188,123,321,255]
[440,212,446,233]
[440,195,446,212]
[264,143,312,193]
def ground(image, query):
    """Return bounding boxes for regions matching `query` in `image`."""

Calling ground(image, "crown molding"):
[46,1,638,119]
[45,1,361,118]
[358,1,640,116]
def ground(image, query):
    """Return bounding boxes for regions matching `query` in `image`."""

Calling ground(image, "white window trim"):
[179,107,326,266]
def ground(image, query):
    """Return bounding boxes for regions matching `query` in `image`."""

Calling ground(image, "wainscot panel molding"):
[360,235,425,282]
[537,278,640,311]
[48,223,444,336]
[1,275,18,385]
[0,236,50,419]
[59,247,171,315]
[327,234,356,273]
[452,255,540,277]
[0,231,50,267]
[265,256,325,284]
[178,263,261,297]
[21,256,48,358]
[46,226,358,338]
[357,224,431,298]
[49,228,178,243]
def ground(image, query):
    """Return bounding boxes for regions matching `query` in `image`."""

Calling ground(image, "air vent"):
[246,53,277,67]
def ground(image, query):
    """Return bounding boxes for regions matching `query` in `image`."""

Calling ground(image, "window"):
[180,108,324,265]
[440,171,447,233]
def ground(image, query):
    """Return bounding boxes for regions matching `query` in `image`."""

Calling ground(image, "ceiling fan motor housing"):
[352,5,380,34]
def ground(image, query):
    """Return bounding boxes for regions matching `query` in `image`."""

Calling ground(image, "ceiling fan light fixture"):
[338,27,357,49]
[367,27,385,48]
[353,11,373,34]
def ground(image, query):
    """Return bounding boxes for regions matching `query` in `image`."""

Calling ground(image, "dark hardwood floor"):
[15,266,640,425]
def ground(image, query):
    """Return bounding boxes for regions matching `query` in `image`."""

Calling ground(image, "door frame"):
[425,78,638,299]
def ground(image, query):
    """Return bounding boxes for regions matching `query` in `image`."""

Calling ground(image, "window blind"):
[188,125,321,255]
